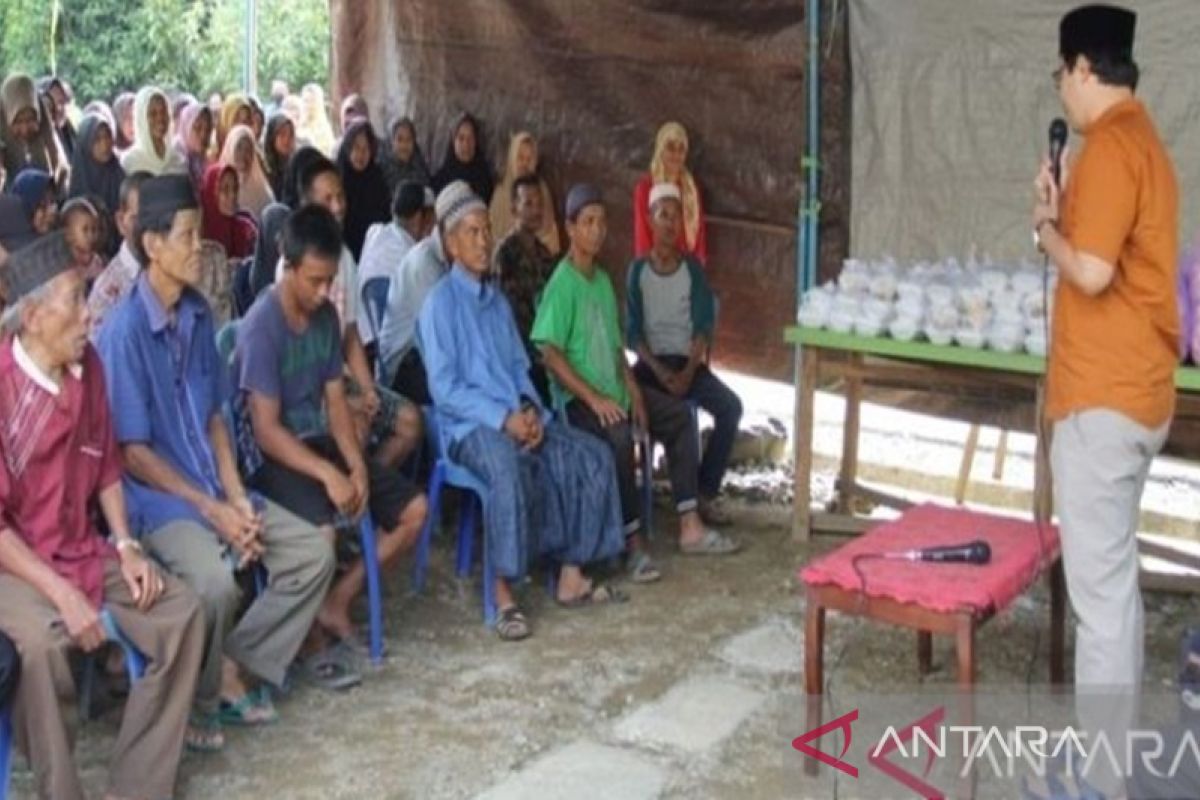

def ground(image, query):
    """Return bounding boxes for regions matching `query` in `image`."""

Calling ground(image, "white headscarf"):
[119,86,187,177]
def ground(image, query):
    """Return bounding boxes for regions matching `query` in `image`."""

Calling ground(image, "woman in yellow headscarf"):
[633,121,706,263]
[489,131,560,254]
[215,93,252,158]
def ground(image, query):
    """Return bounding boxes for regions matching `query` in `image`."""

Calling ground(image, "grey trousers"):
[0,560,204,800]
[146,500,335,712]
[1051,408,1169,794]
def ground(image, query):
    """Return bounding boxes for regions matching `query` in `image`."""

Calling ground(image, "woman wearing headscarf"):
[247,95,266,141]
[262,113,295,199]
[378,116,429,195]
[297,83,336,156]
[489,131,560,254]
[219,124,274,220]
[1,73,64,190]
[200,163,257,260]
[111,91,136,153]
[280,145,326,209]
[67,114,126,216]
[216,93,253,157]
[172,92,198,130]
[336,119,390,261]
[83,99,116,132]
[249,202,290,297]
[37,76,76,161]
[0,193,36,254]
[431,112,493,201]
[633,121,707,264]
[119,86,187,176]
[10,169,58,242]
[174,100,213,190]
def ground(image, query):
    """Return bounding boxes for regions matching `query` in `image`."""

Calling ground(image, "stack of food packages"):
[797,257,1055,356]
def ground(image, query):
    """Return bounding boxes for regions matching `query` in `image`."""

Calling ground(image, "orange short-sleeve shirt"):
[1047,98,1179,429]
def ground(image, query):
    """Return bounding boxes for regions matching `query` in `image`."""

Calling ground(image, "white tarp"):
[848,0,1200,262]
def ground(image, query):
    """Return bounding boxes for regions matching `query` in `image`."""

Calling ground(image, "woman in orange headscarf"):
[633,121,706,264]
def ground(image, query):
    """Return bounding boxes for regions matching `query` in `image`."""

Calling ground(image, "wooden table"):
[784,326,1200,543]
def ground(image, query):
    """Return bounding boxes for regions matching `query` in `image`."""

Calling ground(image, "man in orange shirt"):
[1032,5,1178,796]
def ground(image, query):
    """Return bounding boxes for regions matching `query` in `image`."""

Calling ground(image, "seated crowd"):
[0,74,743,800]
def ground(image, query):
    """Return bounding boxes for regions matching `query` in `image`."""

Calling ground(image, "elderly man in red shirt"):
[0,232,204,800]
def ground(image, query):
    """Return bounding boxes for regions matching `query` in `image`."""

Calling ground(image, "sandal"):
[627,551,662,584]
[556,581,630,609]
[185,713,226,753]
[217,686,279,726]
[495,606,531,642]
[298,647,362,691]
[334,631,389,662]
[680,528,741,556]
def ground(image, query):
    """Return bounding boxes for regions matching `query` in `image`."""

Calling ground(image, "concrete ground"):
[12,375,1200,799]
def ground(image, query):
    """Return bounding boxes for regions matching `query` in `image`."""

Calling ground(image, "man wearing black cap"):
[96,175,338,744]
[1032,5,1178,795]
[0,232,204,800]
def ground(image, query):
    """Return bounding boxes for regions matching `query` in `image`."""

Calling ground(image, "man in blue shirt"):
[96,176,337,748]
[419,183,626,641]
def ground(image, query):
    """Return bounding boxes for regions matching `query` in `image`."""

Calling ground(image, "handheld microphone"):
[1049,118,1068,189]
[882,540,992,565]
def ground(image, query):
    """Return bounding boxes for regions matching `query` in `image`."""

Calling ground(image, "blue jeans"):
[634,357,743,498]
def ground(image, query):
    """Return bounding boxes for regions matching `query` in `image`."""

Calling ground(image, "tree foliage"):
[0,0,329,103]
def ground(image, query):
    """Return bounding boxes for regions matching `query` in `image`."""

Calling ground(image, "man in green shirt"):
[532,184,739,583]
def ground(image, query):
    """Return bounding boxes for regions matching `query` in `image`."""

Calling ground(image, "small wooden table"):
[800,504,1066,778]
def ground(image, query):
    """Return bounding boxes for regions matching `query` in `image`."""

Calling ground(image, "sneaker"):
[699,495,734,526]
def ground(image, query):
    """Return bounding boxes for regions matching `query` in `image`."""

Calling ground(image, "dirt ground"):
[11,379,1200,799]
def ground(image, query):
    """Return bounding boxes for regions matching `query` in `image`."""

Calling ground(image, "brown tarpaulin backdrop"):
[330,0,853,381]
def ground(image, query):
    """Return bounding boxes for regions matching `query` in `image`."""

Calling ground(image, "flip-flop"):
[495,606,531,642]
[556,582,630,609]
[217,686,279,726]
[333,632,389,663]
[299,647,362,691]
[186,712,226,753]
[680,528,741,556]
[627,551,662,584]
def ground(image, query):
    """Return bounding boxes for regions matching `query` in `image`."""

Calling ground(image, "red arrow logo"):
[867,706,946,800]
[793,709,859,778]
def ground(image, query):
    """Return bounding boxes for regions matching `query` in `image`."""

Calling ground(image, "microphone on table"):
[881,540,992,565]
[1049,118,1068,189]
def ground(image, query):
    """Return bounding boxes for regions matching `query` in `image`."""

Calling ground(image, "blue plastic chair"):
[361,277,391,383]
[5,607,148,796]
[411,410,496,625]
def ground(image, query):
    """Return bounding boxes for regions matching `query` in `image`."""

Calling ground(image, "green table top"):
[783,325,1200,392]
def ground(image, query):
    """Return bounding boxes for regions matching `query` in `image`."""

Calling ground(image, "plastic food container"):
[889,317,920,342]
[926,326,954,347]
[980,269,1009,296]
[955,328,986,349]
[1025,334,1048,357]
[987,325,1024,353]
[829,310,855,334]
[797,305,829,329]
[854,316,886,338]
